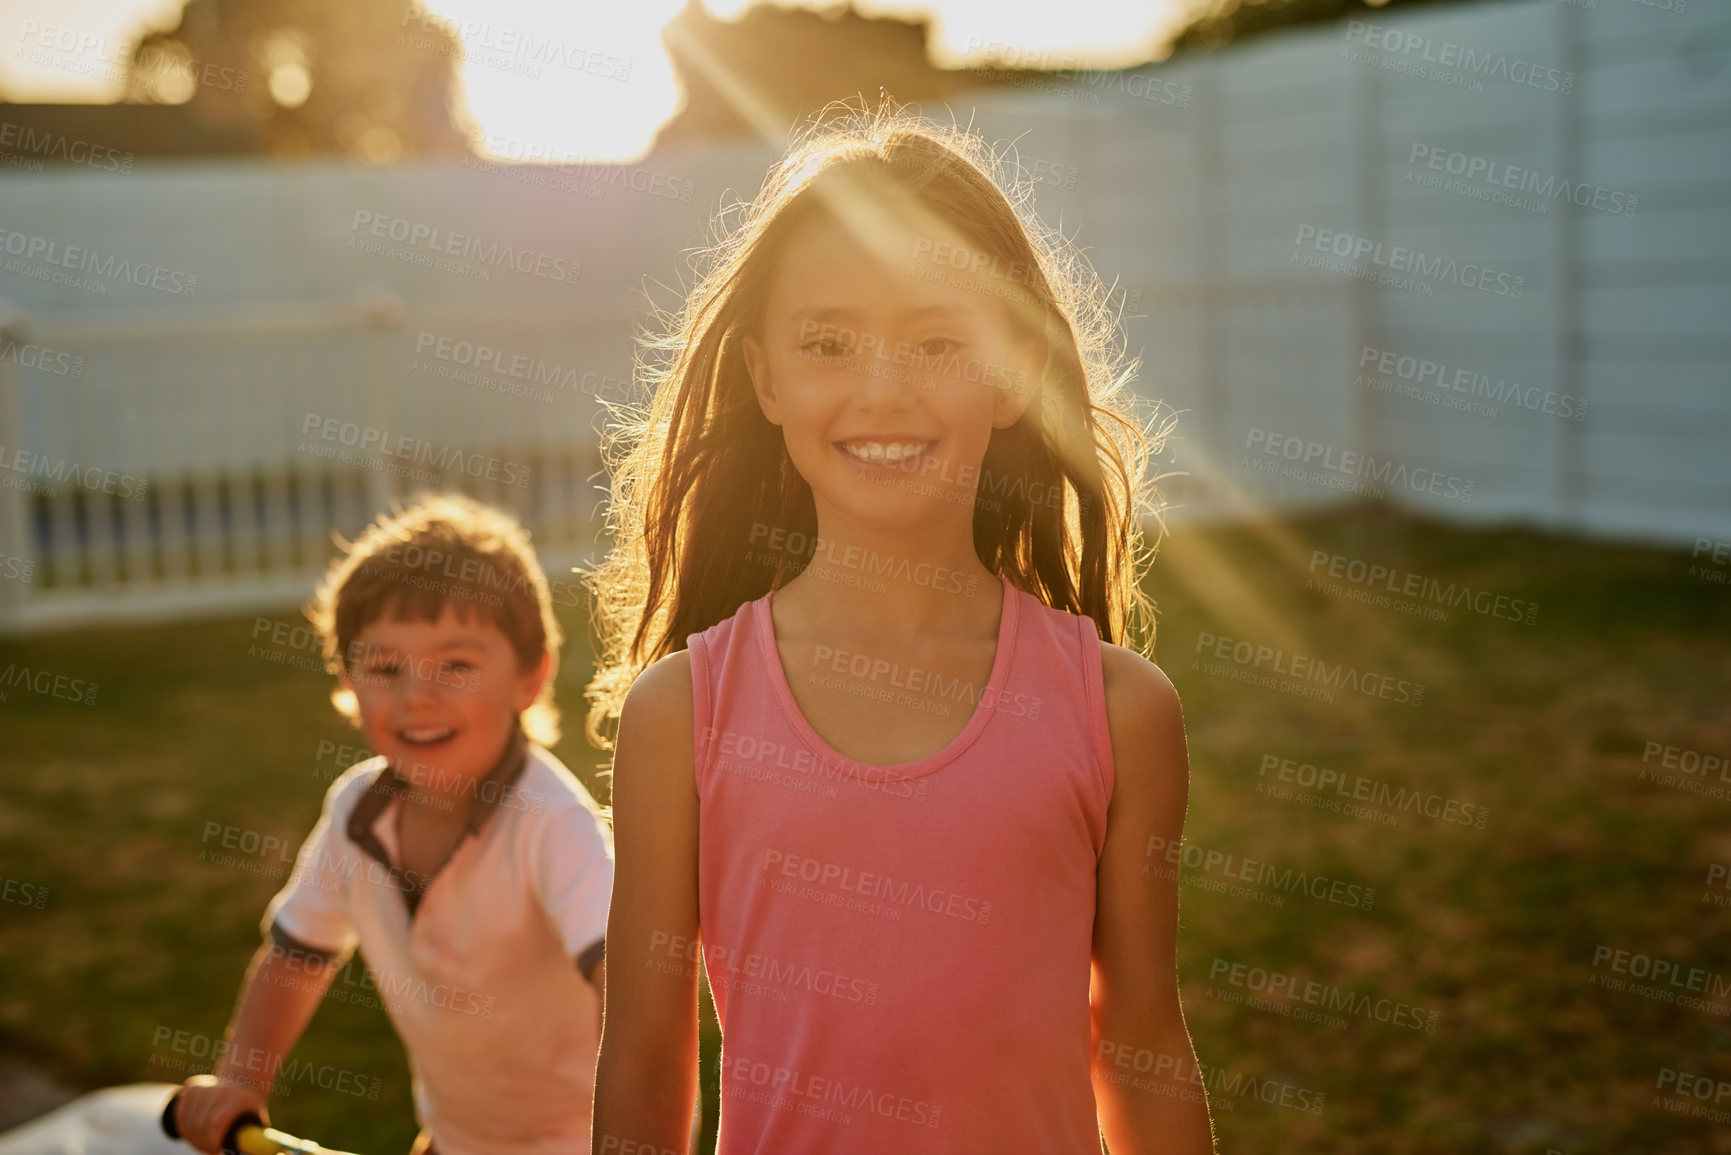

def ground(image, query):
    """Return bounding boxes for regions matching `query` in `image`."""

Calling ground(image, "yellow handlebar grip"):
[236,1124,322,1154]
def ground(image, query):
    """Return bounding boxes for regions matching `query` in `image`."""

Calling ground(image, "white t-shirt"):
[262,735,612,1155]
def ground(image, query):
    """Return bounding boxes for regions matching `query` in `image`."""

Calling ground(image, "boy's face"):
[741,211,1045,530]
[342,604,549,794]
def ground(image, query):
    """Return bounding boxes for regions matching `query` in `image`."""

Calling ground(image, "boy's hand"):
[175,1074,269,1154]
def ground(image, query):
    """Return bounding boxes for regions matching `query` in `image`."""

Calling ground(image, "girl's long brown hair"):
[577,102,1167,752]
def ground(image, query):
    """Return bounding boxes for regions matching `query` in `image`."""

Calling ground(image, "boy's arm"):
[1091,645,1217,1155]
[592,650,702,1154]
[176,937,341,1154]
[181,769,361,1154]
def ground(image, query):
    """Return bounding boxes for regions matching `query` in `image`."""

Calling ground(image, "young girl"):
[586,106,1215,1154]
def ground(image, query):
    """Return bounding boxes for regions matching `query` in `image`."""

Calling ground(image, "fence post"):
[0,301,31,636]
[1195,56,1226,507]
[1555,2,1584,529]
[1340,33,1381,562]
[1348,29,1381,500]
[347,286,405,513]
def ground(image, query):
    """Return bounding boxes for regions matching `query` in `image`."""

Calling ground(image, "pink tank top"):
[687,575,1115,1153]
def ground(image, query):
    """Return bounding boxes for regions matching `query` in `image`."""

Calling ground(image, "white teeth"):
[402,728,454,743]
[841,440,931,463]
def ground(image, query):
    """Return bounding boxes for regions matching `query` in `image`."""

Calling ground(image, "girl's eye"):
[444,661,475,675]
[802,337,850,359]
[365,662,401,678]
[916,337,958,358]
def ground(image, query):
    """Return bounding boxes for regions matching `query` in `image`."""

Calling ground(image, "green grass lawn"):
[1,506,1726,1153]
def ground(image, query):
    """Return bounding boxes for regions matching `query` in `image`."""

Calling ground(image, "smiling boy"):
[175,494,613,1155]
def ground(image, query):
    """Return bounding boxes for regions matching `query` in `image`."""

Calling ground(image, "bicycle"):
[0,1083,362,1155]
[159,1087,363,1155]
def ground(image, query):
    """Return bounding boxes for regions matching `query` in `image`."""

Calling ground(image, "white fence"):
[0,0,1726,633]
[966,0,1730,540]
[0,298,626,632]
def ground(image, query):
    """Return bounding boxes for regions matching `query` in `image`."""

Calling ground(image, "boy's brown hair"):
[305,492,565,747]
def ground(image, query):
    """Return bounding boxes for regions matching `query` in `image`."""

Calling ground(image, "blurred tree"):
[1171,0,1475,52]
[653,0,1037,148]
[122,0,473,161]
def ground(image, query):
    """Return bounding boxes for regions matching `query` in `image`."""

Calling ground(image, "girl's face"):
[342,604,548,796]
[742,212,1044,527]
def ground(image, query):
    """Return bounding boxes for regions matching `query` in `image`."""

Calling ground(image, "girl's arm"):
[592,650,703,1153]
[1091,645,1217,1154]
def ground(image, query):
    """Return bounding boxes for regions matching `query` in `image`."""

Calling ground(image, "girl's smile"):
[835,436,937,476]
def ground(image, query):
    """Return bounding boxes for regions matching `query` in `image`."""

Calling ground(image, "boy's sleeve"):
[529,789,614,981]
[259,771,364,966]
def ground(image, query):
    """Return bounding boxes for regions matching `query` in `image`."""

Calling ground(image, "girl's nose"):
[849,353,921,404]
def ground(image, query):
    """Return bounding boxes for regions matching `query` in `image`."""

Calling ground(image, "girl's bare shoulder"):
[621,649,694,732]
[615,650,698,790]
[1097,641,1187,790]
[1098,641,1180,711]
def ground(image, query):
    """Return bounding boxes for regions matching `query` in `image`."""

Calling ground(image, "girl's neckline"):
[757,573,1019,781]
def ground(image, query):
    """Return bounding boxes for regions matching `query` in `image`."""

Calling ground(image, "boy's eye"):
[365,661,402,677]
[443,660,475,675]
[915,337,958,358]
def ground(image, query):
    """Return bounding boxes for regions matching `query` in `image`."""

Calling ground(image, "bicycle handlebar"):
[161,1090,359,1155]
